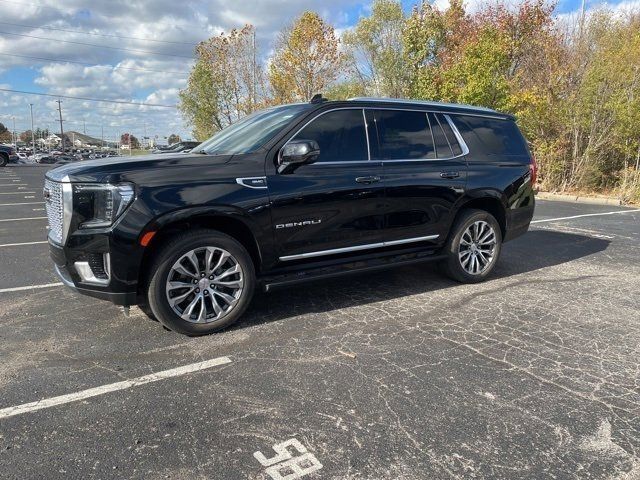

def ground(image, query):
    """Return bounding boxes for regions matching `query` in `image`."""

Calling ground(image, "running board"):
[261,248,446,292]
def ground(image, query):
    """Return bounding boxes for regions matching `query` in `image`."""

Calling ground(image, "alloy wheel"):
[165,247,244,323]
[458,220,497,275]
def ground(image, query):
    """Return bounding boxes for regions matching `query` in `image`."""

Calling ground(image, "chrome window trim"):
[279,107,471,168]
[434,113,455,154]
[313,160,373,165]
[424,111,438,159]
[362,109,371,161]
[282,107,371,165]
[279,234,439,261]
[443,114,470,156]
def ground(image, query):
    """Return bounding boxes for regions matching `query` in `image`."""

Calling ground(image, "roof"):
[343,97,512,118]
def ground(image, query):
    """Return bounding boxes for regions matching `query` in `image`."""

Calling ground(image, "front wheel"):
[146,230,255,336]
[440,209,502,283]
[0,154,7,167]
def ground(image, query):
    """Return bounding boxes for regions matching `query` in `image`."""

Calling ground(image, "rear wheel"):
[146,230,255,335]
[440,209,502,283]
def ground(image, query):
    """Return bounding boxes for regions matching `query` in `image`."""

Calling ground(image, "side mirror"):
[278,140,320,174]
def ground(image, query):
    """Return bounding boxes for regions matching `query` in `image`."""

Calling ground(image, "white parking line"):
[0,216,47,222]
[0,183,27,186]
[0,191,36,195]
[0,202,44,206]
[531,209,640,224]
[0,356,232,420]
[0,283,62,293]
[0,241,48,248]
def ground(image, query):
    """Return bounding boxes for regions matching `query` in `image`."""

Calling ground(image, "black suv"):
[0,144,19,166]
[44,97,535,335]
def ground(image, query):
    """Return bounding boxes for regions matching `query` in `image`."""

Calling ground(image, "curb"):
[535,192,622,206]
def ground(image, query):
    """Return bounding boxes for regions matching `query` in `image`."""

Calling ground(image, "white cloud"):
[0,0,363,140]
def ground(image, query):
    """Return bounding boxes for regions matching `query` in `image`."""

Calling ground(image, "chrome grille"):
[44,179,64,244]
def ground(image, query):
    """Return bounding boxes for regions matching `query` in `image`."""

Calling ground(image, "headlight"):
[72,183,134,229]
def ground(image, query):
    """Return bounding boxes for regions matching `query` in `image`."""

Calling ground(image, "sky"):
[0,0,636,145]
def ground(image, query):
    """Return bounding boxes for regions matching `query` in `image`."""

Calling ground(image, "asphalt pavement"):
[0,165,639,479]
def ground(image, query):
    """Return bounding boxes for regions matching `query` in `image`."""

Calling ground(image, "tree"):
[19,130,33,143]
[120,133,140,149]
[343,0,409,97]
[167,134,181,145]
[269,11,345,102]
[179,24,267,141]
[0,123,11,143]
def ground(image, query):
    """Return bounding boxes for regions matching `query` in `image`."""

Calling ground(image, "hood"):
[45,153,234,184]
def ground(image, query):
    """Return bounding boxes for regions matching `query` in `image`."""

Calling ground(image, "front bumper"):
[9,154,19,163]
[50,240,138,306]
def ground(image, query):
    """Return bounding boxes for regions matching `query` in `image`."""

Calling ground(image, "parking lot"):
[0,164,639,479]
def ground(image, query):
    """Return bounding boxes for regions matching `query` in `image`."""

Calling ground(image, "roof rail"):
[346,97,498,114]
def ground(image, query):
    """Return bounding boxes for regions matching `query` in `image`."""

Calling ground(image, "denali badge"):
[276,219,321,229]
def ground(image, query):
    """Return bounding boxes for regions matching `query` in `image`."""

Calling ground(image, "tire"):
[146,229,256,336]
[137,302,158,322]
[440,209,502,283]
[0,153,7,167]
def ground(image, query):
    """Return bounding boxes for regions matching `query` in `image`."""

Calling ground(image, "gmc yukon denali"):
[44,97,536,335]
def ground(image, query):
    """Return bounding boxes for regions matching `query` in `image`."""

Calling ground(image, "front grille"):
[44,179,64,244]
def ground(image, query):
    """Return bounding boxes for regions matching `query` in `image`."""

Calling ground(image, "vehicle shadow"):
[235,230,611,330]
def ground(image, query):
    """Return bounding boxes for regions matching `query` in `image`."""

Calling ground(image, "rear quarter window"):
[451,115,529,157]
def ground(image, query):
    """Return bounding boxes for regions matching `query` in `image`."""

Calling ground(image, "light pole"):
[29,104,35,154]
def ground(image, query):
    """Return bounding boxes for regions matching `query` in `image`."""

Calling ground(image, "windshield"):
[196,104,311,155]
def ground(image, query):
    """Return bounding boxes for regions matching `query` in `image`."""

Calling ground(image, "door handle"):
[355,176,381,184]
[440,171,460,179]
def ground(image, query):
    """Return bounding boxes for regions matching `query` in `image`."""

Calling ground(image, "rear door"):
[267,108,385,262]
[372,109,468,245]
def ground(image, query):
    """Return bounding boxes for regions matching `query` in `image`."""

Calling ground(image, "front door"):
[267,108,385,262]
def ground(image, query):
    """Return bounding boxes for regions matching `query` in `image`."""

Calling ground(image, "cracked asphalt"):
[0,165,639,479]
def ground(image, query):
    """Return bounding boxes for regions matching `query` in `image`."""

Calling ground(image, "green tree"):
[0,123,11,143]
[343,0,409,97]
[179,25,266,141]
[167,134,181,145]
[19,130,33,143]
[269,11,344,102]
[120,133,140,149]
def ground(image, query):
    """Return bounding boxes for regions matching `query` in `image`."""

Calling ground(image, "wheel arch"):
[137,208,263,296]
[453,192,507,239]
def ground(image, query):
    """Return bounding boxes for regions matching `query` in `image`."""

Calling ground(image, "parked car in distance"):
[44,96,536,336]
[152,141,200,154]
[53,155,81,165]
[36,155,59,164]
[0,144,19,166]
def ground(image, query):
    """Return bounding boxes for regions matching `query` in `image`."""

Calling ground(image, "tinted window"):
[200,104,311,155]
[373,110,435,160]
[428,113,453,158]
[293,109,368,162]
[451,115,528,156]
[437,114,463,156]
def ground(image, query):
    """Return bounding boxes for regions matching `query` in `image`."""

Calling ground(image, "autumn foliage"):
[179,1,640,202]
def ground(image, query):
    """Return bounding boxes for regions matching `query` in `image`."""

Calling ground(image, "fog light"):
[74,253,111,285]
